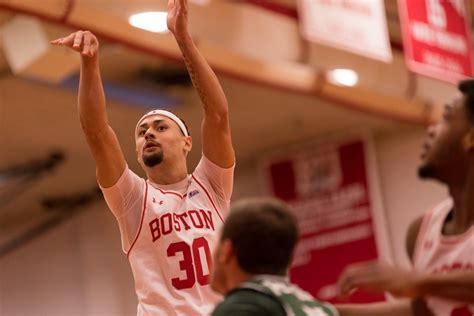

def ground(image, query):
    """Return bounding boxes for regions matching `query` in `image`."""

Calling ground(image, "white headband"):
[135,109,189,137]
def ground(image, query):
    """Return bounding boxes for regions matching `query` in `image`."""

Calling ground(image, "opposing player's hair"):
[458,79,474,123]
[222,197,299,275]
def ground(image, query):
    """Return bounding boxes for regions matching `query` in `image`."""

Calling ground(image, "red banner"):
[263,135,391,303]
[399,0,474,83]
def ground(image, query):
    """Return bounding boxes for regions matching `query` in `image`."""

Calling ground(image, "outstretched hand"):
[51,30,99,58]
[167,0,189,40]
[337,261,423,299]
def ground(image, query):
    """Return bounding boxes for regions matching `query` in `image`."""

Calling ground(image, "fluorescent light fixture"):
[327,69,359,87]
[129,12,169,33]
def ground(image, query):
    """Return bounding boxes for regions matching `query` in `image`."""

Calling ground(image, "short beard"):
[418,163,435,179]
[143,152,163,167]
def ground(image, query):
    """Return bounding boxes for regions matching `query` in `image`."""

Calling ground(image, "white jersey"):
[101,156,234,316]
[413,199,474,316]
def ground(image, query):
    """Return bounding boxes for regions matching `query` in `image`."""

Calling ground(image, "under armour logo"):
[152,198,164,205]
[189,190,200,198]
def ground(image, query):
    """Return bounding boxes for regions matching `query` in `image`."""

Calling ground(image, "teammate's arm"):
[167,0,235,168]
[334,216,433,316]
[340,216,474,304]
[406,216,474,303]
[51,31,126,188]
[336,216,425,298]
[411,272,474,303]
[336,301,413,316]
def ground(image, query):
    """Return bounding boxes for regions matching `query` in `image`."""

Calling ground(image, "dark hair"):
[458,79,474,122]
[222,197,299,275]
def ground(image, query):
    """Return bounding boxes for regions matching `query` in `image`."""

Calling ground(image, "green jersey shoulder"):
[240,275,339,316]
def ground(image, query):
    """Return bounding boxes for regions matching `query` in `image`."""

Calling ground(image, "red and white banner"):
[298,0,392,62]
[399,0,474,83]
[262,134,392,303]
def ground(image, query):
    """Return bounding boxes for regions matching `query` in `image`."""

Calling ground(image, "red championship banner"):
[262,134,392,303]
[398,0,474,83]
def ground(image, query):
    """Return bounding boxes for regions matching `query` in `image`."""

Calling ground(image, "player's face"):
[419,98,472,182]
[135,115,191,168]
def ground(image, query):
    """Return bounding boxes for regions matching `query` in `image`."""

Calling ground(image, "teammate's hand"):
[50,30,99,58]
[337,261,424,299]
[167,0,189,40]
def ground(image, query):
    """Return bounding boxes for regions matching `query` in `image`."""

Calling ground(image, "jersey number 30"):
[167,237,212,290]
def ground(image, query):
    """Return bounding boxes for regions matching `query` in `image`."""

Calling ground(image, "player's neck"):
[146,161,188,185]
[225,266,254,294]
[447,180,474,233]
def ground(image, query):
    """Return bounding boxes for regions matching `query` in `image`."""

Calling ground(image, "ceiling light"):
[326,69,359,87]
[129,12,169,33]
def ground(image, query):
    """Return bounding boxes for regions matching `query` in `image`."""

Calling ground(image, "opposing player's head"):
[135,109,192,171]
[210,197,299,294]
[419,79,474,183]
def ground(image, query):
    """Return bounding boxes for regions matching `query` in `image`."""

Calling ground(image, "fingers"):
[167,0,176,13]
[50,32,76,47]
[51,31,98,57]
[82,32,92,57]
[177,0,188,15]
[169,0,187,18]
[337,261,380,295]
[73,31,84,50]
[338,267,359,296]
[338,261,410,298]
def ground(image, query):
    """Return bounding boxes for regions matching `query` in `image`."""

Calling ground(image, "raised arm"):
[167,0,235,168]
[51,31,126,187]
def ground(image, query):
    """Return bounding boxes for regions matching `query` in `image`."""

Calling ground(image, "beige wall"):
[375,128,447,266]
[0,204,137,316]
[0,127,450,315]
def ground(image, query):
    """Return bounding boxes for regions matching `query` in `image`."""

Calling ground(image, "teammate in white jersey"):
[336,80,474,316]
[51,0,235,315]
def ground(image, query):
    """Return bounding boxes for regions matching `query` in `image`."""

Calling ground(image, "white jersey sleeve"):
[99,167,146,253]
[192,155,235,216]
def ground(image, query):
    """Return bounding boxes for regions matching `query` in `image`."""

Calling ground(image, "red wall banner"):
[263,134,392,303]
[399,0,474,83]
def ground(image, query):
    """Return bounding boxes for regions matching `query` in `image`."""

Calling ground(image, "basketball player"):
[336,80,474,316]
[51,0,235,315]
[210,197,340,316]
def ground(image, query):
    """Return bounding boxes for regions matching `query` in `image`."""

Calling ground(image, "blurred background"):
[0,0,470,314]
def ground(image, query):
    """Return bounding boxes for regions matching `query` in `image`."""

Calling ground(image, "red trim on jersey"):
[127,180,149,258]
[147,180,184,199]
[157,187,183,199]
[192,175,224,223]
[413,206,437,266]
[440,227,474,245]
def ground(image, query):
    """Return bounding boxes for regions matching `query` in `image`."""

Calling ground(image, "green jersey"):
[213,275,338,316]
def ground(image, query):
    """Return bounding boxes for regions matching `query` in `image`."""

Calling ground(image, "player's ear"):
[463,128,474,152]
[136,148,142,164]
[184,136,192,155]
[219,239,234,264]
